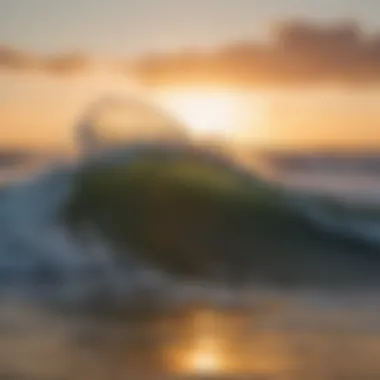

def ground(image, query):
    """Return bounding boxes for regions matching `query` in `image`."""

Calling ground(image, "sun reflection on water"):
[186,338,223,375]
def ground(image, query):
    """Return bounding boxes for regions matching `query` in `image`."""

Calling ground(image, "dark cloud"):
[133,20,380,87]
[0,47,88,75]
[0,46,38,70]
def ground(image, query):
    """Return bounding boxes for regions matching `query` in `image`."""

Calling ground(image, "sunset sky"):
[0,0,379,55]
[1,0,380,151]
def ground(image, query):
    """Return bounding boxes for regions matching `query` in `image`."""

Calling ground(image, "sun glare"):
[157,88,260,140]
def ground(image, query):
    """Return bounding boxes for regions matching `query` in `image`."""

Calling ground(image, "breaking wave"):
[0,144,378,312]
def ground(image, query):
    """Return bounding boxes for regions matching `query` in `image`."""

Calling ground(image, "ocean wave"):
[0,141,379,314]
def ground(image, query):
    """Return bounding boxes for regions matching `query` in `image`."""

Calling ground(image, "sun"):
[157,88,253,139]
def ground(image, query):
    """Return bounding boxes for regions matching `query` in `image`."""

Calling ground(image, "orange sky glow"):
[1,68,380,152]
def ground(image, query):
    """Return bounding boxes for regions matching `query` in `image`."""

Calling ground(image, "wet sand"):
[1,293,380,380]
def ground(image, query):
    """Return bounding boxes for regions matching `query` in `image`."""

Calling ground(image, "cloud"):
[0,47,89,75]
[133,20,380,87]
[0,46,38,70]
[3,20,380,85]
[43,53,90,75]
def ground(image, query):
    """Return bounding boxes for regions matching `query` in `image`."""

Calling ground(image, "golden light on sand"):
[157,88,264,140]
